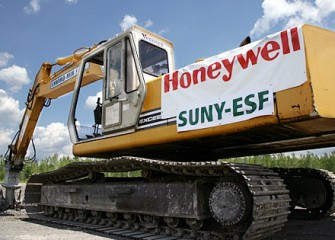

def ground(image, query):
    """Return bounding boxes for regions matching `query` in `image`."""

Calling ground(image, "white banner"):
[161,26,306,132]
[177,87,274,132]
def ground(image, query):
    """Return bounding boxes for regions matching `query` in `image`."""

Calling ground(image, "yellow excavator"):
[1,24,335,239]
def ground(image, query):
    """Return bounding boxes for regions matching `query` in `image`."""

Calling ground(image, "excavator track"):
[273,168,335,219]
[25,157,290,239]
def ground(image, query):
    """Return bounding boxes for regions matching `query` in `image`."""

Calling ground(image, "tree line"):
[1,152,335,182]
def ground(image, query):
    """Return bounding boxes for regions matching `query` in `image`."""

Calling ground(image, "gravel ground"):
[0,210,334,240]
[0,210,111,240]
[1,184,334,240]
[270,214,335,240]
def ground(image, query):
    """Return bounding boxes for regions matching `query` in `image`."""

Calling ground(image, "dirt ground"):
[0,210,111,240]
[0,184,334,240]
[0,210,334,240]
[270,215,335,240]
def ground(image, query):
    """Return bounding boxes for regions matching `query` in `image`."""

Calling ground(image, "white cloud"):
[65,0,78,5]
[0,65,30,92]
[251,0,335,37]
[119,14,166,36]
[120,15,138,31]
[157,28,169,35]
[31,122,73,160]
[24,0,41,14]
[0,89,24,127]
[85,91,102,110]
[0,89,24,155]
[0,128,15,152]
[145,19,154,28]
[0,90,72,160]
[0,52,14,67]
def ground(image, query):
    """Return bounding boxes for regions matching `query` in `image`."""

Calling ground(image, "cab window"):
[139,40,168,77]
[107,42,122,99]
[126,39,140,92]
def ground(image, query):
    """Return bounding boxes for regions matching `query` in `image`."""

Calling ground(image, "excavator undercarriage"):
[25,157,292,239]
[22,158,335,239]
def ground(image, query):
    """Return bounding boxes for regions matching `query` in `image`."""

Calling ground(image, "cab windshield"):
[139,40,168,77]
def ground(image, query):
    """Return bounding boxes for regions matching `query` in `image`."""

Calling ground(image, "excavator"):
[1,24,335,239]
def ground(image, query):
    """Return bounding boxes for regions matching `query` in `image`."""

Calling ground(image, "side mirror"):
[239,36,251,47]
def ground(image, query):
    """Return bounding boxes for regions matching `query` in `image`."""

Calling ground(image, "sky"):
[1,0,335,160]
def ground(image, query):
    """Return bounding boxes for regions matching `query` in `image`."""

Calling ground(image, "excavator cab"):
[68,26,174,144]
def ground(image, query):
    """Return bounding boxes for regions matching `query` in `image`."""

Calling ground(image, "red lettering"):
[237,47,261,69]
[192,67,206,84]
[222,56,235,82]
[164,71,179,93]
[163,27,302,95]
[180,72,192,89]
[261,41,280,61]
[207,62,221,79]
[281,30,290,54]
[290,27,301,51]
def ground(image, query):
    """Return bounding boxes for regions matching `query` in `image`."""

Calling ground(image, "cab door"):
[102,37,146,134]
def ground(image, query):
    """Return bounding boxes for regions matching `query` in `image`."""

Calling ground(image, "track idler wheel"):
[123,213,137,223]
[106,212,118,222]
[209,182,251,226]
[74,209,88,222]
[139,215,160,228]
[164,217,180,228]
[186,218,203,230]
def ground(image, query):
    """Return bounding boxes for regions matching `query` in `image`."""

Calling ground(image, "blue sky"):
[1,0,335,159]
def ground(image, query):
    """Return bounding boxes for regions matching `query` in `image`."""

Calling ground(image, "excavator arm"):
[9,62,52,167]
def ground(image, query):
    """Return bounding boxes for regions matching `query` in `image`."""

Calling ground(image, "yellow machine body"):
[71,25,335,159]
